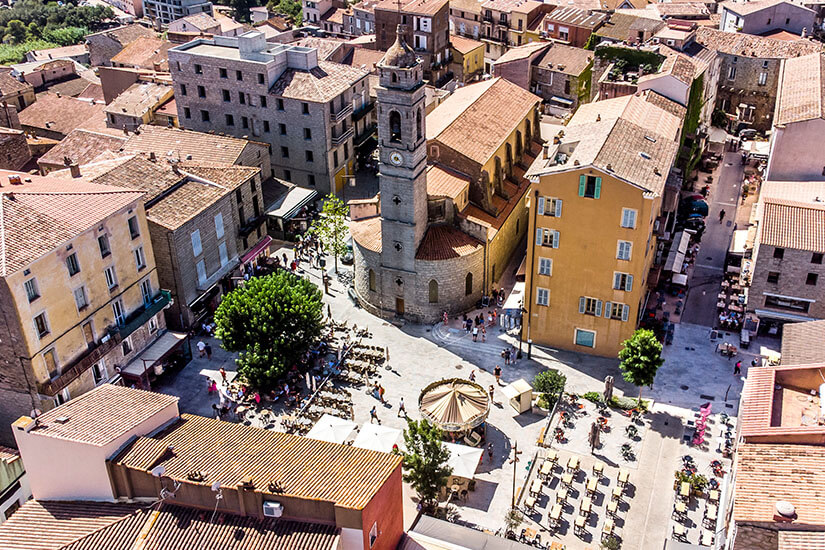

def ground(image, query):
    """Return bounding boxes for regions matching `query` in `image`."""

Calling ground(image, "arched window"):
[391,72,397,83]
[429,279,438,303]
[465,273,473,296]
[369,269,376,292]
[389,111,401,142]
[416,108,422,140]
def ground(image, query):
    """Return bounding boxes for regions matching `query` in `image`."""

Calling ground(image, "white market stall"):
[502,378,533,414]
[305,413,356,444]
[353,423,403,453]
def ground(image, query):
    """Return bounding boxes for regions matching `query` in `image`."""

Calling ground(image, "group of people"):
[718,310,743,330]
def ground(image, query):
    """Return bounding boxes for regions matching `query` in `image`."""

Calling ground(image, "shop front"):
[119,331,191,390]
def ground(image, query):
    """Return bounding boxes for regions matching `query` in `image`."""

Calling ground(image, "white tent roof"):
[353,423,403,453]
[502,379,532,400]
[443,442,483,479]
[502,282,525,313]
[305,413,356,444]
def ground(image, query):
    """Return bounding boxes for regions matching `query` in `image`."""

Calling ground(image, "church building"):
[351,26,541,322]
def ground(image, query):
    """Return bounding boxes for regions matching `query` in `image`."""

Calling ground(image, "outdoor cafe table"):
[580,496,593,516]
[716,301,726,309]
[612,486,623,501]
[593,462,604,478]
[618,469,630,486]
[709,489,719,503]
[586,477,598,495]
[556,487,569,503]
[728,304,743,312]
[549,503,562,524]
[530,479,542,496]
[541,461,554,478]
[524,528,536,542]
[602,518,615,539]
[567,456,580,472]
[680,482,690,499]
[701,532,713,546]
[706,504,718,522]
[561,472,574,487]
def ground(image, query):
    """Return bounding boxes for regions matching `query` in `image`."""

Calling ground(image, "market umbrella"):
[443,442,484,479]
[305,413,356,444]
[353,423,403,453]
[419,379,491,432]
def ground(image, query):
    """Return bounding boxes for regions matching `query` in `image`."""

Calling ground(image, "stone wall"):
[0,103,21,129]
[748,243,825,319]
[716,53,779,132]
[0,129,31,171]
[731,524,778,550]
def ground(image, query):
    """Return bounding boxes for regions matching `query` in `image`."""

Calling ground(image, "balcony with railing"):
[332,102,353,123]
[332,126,354,145]
[239,215,265,238]
[354,123,377,147]
[352,101,374,122]
[118,290,172,339]
[37,331,122,396]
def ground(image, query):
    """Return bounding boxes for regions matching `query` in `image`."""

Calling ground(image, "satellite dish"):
[151,465,166,478]
[211,482,222,492]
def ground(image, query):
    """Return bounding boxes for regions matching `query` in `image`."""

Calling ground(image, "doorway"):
[81,321,95,349]
[395,297,405,316]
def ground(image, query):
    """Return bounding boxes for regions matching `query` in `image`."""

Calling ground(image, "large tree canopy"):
[214,270,323,391]
[618,329,664,405]
[402,419,453,511]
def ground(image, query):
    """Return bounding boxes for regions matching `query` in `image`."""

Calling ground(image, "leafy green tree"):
[0,39,58,64]
[26,21,41,40]
[5,20,26,44]
[231,0,253,22]
[402,419,453,511]
[533,369,566,406]
[308,194,349,272]
[618,329,664,406]
[268,0,302,24]
[214,270,323,392]
[43,27,88,46]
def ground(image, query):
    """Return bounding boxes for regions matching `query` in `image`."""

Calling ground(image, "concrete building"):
[351,29,541,321]
[104,81,175,131]
[345,0,381,35]
[143,0,213,26]
[85,25,156,68]
[0,447,29,524]
[3,384,403,550]
[168,31,368,195]
[449,0,483,39]
[0,170,173,447]
[0,72,35,113]
[538,6,607,49]
[374,0,452,85]
[492,41,594,112]
[746,180,825,331]
[766,52,825,182]
[694,27,820,132]
[449,34,485,82]
[57,154,268,331]
[0,128,31,171]
[167,12,222,35]
[523,97,680,357]
[479,0,551,70]
[719,0,816,36]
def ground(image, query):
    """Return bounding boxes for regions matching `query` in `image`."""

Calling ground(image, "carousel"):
[419,378,491,446]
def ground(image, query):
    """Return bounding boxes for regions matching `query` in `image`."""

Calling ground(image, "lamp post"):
[510,441,522,508]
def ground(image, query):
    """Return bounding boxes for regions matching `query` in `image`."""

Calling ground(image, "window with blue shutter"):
[553,230,560,249]
[537,197,545,215]
[594,177,602,199]
[604,302,611,318]
[626,274,633,291]
[578,175,586,197]
[595,300,603,317]
[555,199,563,217]
[578,296,586,313]
[622,304,630,321]
[536,227,543,246]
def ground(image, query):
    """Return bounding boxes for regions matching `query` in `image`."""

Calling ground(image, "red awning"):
[241,235,273,264]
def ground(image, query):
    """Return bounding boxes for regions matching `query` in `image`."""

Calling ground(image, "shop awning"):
[729,229,748,255]
[549,96,574,106]
[672,273,688,286]
[754,309,814,322]
[305,414,356,444]
[266,186,318,220]
[502,282,525,313]
[664,230,693,273]
[241,235,272,264]
[353,423,402,453]
[121,331,188,378]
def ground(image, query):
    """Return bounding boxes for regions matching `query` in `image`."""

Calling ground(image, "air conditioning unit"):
[263,501,283,518]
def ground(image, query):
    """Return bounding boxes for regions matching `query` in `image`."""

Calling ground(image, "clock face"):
[389,151,404,166]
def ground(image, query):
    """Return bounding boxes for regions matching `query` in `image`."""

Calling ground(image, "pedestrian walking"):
[472,326,478,341]
[487,442,493,462]
[469,370,476,382]
[219,367,227,385]
[398,397,406,417]
[443,311,449,325]
[488,385,495,403]
[719,209,726,223]
[734,360,742,375]
[494,365,502,385]
[370,406,381,424]
[205,343,212,360]
[751,358,759,368]
[487,312,493,326]
[282,252,288,266]
[504,348,511,365]
[197,340,206,358]
[378,384,386,403]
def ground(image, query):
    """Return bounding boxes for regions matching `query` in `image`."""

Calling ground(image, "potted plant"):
[691,474,709,496]
[673,469,691,490]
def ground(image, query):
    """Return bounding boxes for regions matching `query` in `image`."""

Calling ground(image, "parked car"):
[341,235,354,265]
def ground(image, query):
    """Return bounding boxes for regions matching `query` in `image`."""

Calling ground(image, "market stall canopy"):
[443,442,484,479]
[305,413,356,444]
[502,282,525,314]
[266,185,318,220]
[729,229,748,256]
[353,423,402,453]
[121,331,188,378]
[502,379,533,414]
[672,273,688,286]
[664,230,694,273]
[419,379,491,431]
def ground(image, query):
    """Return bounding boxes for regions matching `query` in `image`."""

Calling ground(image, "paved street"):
[682,152,744,326]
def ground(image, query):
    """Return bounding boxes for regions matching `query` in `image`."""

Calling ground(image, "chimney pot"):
[69,163,81,178]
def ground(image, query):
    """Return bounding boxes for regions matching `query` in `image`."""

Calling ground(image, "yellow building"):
[450,34,485,83]
[0,170,179,446]
[524,109,679,357]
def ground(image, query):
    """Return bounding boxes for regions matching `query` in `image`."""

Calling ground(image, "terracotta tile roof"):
[0,170,145,276]
[270,61,368,103]
[733,443,825,525]
[18,94,108,137]
[450,34,485,55]
[778,531,825,550]
[322,6,347,24]
[113,413,401,510]
[652,1,709,16]
[427,164,470,199]
[25,384,178,446]
[760,198,825,252]
[40,75,99,99]
[738,366,777,437]
[103,82,173,119]
[775,52,825,125]
[569,90,685,141]
[449,0,484,13]
[346,47,386,71]
[480,0,541,12]
[0,72,33,97]
[723,0,803,16]
[110,37,172,70]
[494,41,550,65]
[87,24,155,47]
[641,51,696,85]
[0,500,340,550]
[542,7,607,28]
[694,27,821,58]
[595,12,662,41]
[0,501,144,550]
[37,129,127,170]
[121,125,262,165]
[415,224,483,260]
[174,12,220,31]
[294,36,346,60]
[374,0,448,16]
[78,82,105,102]
[145,181,225,229]
[427,78,539,166]
[534,43,594,75]
[350,215,382,253]
[28,44,88,62]
[780,320,825,365]
[155,97,177,116]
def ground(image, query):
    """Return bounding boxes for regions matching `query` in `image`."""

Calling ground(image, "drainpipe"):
[525,189,539,359]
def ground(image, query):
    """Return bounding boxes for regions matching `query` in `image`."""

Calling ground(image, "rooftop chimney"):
[69,163,81,178]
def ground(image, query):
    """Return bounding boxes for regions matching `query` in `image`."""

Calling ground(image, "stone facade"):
[748,242,825,322]
[716,53,779,132]
[0,103,20,130]
[730,524,778,550]
[0,129,31,171]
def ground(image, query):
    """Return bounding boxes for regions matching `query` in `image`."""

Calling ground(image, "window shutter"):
[629,210,636,228]
[604,301,612,318]
[548,258,553,276]
[536,227,543,246]
[594,177,602,199]
[617,241,623,259]
[555,199,563,217]
[622,304,630,321]
[627,274,633,292]
[537,196,545,215]
[578,296,585,314]
[578,175,586,196]
[621,209,629,227]
[614,273,621,290]
[595,300,603,317]
[553,230,560,249]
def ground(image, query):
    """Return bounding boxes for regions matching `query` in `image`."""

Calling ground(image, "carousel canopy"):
[353,423,403,453]
[305,413,356,444]
[419,379,490,431]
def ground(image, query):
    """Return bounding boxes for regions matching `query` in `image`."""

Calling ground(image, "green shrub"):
[0,39,57,64]
[582,391,603,404]
[533,370,566,396]
[537,393,552,409]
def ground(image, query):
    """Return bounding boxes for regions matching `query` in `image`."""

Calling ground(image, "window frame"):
[73,285,89,311]
[66,252,80,276]
[33,311,50,339]
[134,246,147,271]
[574,328,596,348]
[620,208,637,229]
[98,234,111,257]
[24,277,39,303]
[536,287,549,306]
[617,240,632,261]
[538,257,552,276]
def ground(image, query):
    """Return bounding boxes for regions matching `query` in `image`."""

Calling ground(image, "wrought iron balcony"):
[37,331,122,396]
[331,127,354,145]
[352,102,374,122]
[118,290,172,339]
[332,102,353,123]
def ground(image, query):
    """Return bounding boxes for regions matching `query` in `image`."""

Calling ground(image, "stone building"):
[85,25,157,68]
[37,129,127,174]
[168,31,369,195]
[143,0,213,26]
[104,82,174,132]
[351,29,541,322]
[0,170,173,446]
[449,34,485,82]
[478,0,552,70]
[694,27,820,132]
[18,94,109,141]
[719,0,815,36]
[344,0,380,35]
[746,180,825,331]
[0,72,35,113]
[449,0,483,40]
[0,129,31,171]
[538,6,607,49]
[374,0,452,85]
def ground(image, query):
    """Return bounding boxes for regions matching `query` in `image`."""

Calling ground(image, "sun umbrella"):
[419,379,491,431]
[353,423,403,453]
[305,413,356,444]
